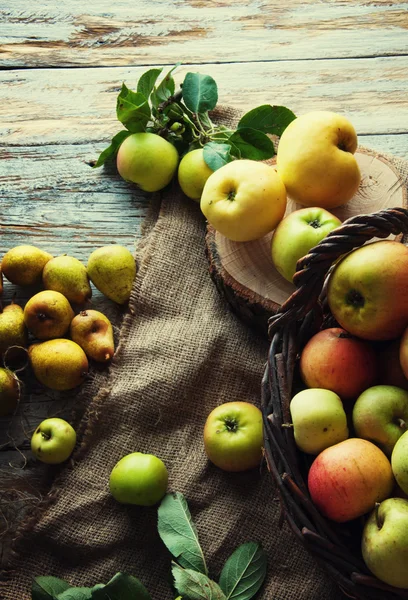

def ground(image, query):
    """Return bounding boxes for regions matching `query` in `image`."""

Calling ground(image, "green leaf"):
[152,64,180,107]
[56,589,92,600]
[219,542,267,600]
[32,576,71,600]
[93,130,132,168]
[172,563,226,600]
[238,105,296,136]
[116,83,151,132]
[158,492,208,575]
[91,572,151,600]
[203,143,232,171]
[137,68,163,99]
[182,73,218,113]
[228,128,275,160]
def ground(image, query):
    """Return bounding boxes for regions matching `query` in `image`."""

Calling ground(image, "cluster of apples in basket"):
[291,237,408,590]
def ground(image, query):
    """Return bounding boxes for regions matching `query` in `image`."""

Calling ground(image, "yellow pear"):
[43,255,92,305]
[2,245,53,286]
[87,245,136,305]
[70,310,114,363]
[0,368,20,417]
[0,303,28,358]
[276,111,361,209]
[24,290,74,340]
[29,339,88,391]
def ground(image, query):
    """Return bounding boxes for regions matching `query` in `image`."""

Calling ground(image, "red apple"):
[308,438,394,522]
[377,338,408,391]
[327,241,408,341]
[299,327,377,401]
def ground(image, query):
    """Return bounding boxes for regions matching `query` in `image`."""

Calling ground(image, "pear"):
[24,290,74,340]
[43,255,92,305]
[87,245,136,305]
[0,367,20,417]
[29,339,88,391]
[2,245,53,286]
[0,302,28,358]
[70,310,114,362]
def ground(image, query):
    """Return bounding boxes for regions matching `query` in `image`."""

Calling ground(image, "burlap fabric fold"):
[1,108,407,599]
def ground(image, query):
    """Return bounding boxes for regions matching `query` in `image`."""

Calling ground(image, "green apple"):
[116,133,179,192]
[327,240,408,340]
[276,110,360,209]
[31,418,76,464]
[391,430,408,495]
[353,385,408,456]
[362,498,408,589]
[290,388,348,454]
[109,452,168,506]
[271,207,341,282]
[178,149,213,201]
[203,401,263,471]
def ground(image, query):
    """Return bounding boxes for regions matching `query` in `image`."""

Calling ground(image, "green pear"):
[43,255,92,305]
[87,245,136,305]
[2,245,53,286]
[0,367,20,417]
[70,309,114,363]
[29,339,88,391]
[0,302,28,358]
[24,290,74,340]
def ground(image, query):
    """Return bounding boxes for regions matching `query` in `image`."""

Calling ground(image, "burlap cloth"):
[1,109,407,599]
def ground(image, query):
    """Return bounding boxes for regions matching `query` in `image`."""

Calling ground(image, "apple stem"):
[398,418,406,431]
[374,502,383,530]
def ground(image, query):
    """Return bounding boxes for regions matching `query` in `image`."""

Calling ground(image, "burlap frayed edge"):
[0,191,166,586]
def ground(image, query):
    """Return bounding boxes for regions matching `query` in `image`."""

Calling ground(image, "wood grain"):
[1,59,407,155]
[1,0,408,67]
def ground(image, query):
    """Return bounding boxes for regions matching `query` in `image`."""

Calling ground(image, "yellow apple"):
[200,159,287,242]
[276,111,361,209]
[178,149,213,201]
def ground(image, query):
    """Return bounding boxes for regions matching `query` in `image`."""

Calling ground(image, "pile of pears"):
[0,243,136,417]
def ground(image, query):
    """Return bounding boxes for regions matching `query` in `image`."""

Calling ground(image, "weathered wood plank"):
[1,59,407,153]
[1,0,408,67]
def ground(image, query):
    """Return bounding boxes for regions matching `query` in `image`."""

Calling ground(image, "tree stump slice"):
[206,149,407,335]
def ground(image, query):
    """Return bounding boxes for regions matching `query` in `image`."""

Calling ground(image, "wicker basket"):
[261,207,408,600]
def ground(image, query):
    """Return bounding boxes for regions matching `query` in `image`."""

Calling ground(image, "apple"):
[276,111,360,209]
[200,159,287,242]
[271,207,341,282]
[290,388,348,454]
[362,498,408,589]
[109,452,168,506]
[178,149,213,201]
[203,401,263,471]
[377,338,408,390]
[299,327,377,401]
[116,132,179,192]
[327,240,408,341]
[391,430,408,495]
[308,438,394,522]
[352,385,408,456]
[399,325,408,380]
[31,418,76,464]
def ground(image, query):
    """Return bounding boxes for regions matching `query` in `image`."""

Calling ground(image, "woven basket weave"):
[261,207,408,600]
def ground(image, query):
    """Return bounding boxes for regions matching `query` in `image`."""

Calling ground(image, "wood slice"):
[206,149,407,334]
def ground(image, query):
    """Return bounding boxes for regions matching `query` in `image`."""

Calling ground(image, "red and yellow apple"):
[276,111,361,209]
[327,241,408,341]
[299,327,377,401]
[308,438,394,522]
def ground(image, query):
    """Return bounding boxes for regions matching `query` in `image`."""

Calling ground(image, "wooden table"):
[0,0,407,565]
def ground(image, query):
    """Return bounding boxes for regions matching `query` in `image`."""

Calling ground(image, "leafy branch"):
[93,64,296,172]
